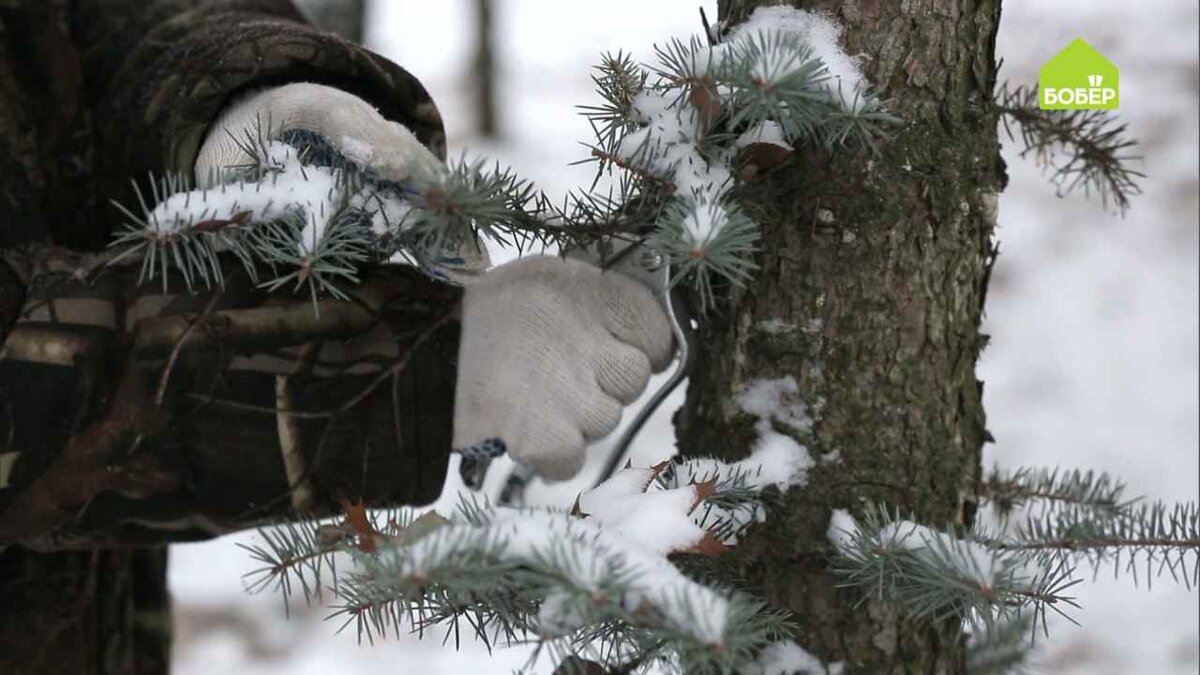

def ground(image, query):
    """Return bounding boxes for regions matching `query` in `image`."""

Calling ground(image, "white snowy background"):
[169,1,1199,673]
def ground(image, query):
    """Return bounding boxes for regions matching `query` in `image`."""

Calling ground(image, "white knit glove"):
[194,82,443,184]
[454,256,675,480]
[192,82,488,277]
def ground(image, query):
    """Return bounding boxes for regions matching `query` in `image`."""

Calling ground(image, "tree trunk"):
[292,0,366,43]
[0,546,171,674]
[472,0,499,137]
[677,1,1003,672]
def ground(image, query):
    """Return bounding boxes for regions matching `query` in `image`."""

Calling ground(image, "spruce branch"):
[979,466,1133,518]
[833,496,1200,639]
[326,500,793,672]
[244,451,802,673]
[108,8,895,314]
[652,194,759,308]
[579,51,651,165]
[830,507,1082,635]
[579,16,895,308]
[1004,500,1200,588]
[998,82,1144,212]
[240,505,419,613]
[403,157,541,257]
[721,30,838,142]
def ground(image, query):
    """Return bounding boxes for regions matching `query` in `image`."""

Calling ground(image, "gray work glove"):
[453,256,674,481]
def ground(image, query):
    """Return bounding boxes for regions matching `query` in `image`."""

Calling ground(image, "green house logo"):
[1039,38,1119,110]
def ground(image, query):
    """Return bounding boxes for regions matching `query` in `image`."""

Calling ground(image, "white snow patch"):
[729,7,868,111]
[826,509,858,553]
[149,142,342,255]
[736,376,811,433]
[668,377,813,496]
[577,468,707,556]
[756,318,795,334]
[143,141,456,273]
[678,194,731,246]
[536,590,588,637]
[877,520,1007,588]
[827,511,1047,591]
[398,508,730,645]
[736,121,790,150]
[617,93,732,199]
[629,90,675,123]
[613,8,870,250]
[615,90,733,248]
[759,640,844,675]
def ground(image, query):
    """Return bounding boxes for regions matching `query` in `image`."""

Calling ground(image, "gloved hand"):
[194,82,443,184]
[192,82,489,279]
[453,256,675,481]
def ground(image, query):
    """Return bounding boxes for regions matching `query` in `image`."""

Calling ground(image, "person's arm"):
[0,0,461,548]
[0,256,461,547]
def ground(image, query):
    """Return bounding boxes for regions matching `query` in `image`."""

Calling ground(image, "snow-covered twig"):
[828,507,1081,635]
[581,6,895,306]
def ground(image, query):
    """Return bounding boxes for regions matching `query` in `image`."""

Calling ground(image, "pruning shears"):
[459,238,696,506]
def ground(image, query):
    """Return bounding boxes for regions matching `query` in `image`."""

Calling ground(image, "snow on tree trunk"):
[675,1,1003,671]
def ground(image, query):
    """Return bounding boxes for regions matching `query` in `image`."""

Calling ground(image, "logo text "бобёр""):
[1042,75,1116,107]
[1039,39,1119,110]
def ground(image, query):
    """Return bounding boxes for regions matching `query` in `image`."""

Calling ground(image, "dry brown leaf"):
[689,477,718,514]
[689,83,722,134]
[640,460,672,492]
[737,142,793,174]
[338,497,380,552]
[685,530,732,557]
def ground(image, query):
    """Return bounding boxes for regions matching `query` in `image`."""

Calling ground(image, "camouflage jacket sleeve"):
[0,1,462,548]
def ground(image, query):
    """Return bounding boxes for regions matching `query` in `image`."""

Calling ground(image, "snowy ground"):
[170,1,1199,673]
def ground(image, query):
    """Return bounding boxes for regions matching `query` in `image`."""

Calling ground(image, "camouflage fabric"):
[0,0,459,547]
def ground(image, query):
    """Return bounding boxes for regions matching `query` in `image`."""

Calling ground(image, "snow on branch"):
[828,507,1079,635]
[109,136,557,304]
[829,490,1200,637]
[580,6,895,306]
[758,639,844,675]
[244,450,807,673]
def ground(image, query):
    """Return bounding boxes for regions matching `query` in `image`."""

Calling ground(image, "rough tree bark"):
[676,1,1003,672]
